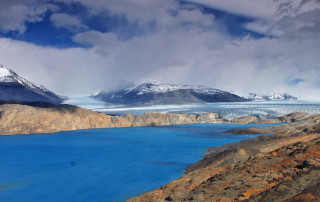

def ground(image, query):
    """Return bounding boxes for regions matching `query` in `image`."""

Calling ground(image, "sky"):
[0,0,320,99]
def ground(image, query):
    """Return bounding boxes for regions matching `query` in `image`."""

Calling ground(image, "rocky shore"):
[0,104,222,135]
[128,114,320,201]
[0,102,309,136]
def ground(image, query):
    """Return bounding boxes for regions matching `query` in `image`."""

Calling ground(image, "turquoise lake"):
[0,123,278,201]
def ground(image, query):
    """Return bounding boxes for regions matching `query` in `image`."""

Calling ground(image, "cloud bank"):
[0,0,319,99]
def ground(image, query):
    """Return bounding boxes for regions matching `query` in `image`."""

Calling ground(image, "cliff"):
[0,104,222,135]
[128,115,320,201]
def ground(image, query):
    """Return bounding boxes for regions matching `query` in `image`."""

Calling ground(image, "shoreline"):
[0,103,307,136]
[128,114,320,201]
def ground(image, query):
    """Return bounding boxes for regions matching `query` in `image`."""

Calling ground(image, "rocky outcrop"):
[285,182,320,201]
[0,104,130,135]
[227,113,308,124]
[256,112,308,124]
[0,104,222,135]
[130,112,222,127]
[229,115,260,124]
[226,114,320,135]
[128,120,320,201]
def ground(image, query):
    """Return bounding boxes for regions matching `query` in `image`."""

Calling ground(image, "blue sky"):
[0,0,319,98]
[0,1,265,48]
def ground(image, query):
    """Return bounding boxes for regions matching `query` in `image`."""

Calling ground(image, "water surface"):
[0,123,280,201]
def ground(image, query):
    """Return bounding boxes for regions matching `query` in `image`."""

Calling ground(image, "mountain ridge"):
[0,65,65,104]
[245,92,297,100]
[93,82,249,106]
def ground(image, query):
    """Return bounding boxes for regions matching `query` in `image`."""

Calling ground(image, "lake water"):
[0,123,278,202]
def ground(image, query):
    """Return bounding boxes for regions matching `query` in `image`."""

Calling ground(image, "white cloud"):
[0,0,320,99]
[50,13,88,32]
[73,31,118,46]
[183,0,277,19]
[186,0,320,39]
[1,23,320,99]
[58,0,179,25]
[0,37,107,94]
[0,0,56,33]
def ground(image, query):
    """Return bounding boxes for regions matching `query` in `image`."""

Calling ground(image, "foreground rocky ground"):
[128,114,320,201]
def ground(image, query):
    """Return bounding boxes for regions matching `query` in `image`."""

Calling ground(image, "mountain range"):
[0,65,298,106]
[245,92,297,101]
[93,82,248,106]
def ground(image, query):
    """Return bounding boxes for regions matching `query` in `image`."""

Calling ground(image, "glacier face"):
[67,95,320,120]
[98,100,320,120]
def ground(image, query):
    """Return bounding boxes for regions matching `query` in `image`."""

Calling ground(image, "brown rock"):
[229,115,260,124]
[131,112,167,127]
[256,113,308,124]
[225,114,320,135]
[0,104,223,135]
[0,104,116,135]
[196,113,222,123]
[123,113,135,125]
[130,112,222,127]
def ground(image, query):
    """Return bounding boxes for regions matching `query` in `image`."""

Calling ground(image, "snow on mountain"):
[0,67,42,89]
[129,83,223,95]
[0,65,65,104]
[245,92,297,101]
[0,66,11,77]
[93,82,248,106]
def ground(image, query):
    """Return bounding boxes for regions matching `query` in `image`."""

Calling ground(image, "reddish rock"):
[0,104,223,135]
[229,115,260,124]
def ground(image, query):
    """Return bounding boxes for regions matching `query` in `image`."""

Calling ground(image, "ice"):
[63,94,107,110]
[66,95,320,118]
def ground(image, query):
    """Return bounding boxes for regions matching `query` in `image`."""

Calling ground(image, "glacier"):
[65,95,320,120]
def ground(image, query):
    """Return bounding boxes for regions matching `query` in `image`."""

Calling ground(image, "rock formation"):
[256,112,308,124]
[226,114,318,135]
[229,115,260,124]
[0,104,222,135]
[228,112,307,124]
[0,104,130,135]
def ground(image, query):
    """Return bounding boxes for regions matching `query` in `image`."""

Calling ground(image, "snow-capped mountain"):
[245,92,297,101]
[0,65,65,104]
[93,82,248,106]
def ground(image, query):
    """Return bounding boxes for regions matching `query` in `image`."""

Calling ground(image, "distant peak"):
[0,66,11,77]
[139,78,160,85]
